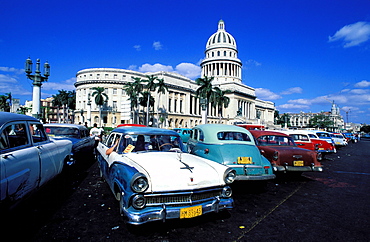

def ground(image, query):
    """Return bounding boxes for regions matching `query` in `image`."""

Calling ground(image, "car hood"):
[124,152,227,192]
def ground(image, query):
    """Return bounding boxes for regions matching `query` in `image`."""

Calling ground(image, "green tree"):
[155,77,168,127]
[17,106,30,115]
[210,87,231,123]
[309,113,334,130]
[52,92,63,122]
[143,75,159,125]
[0,93,12,112]
[91,87,108,126]
[195,76,214,124]
[123,77,144,124]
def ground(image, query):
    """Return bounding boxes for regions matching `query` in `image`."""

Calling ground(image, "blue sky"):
[1,0,370,124]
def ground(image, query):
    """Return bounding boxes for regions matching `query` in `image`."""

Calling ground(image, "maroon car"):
[249,130,323,174]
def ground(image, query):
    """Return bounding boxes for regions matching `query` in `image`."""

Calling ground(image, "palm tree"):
[155,77,168,127]
[195,76,214,124]
[91,87,108,127]
[143,75,159,125]
[123,77,144,124]
[139,91,155,122]
[52,92,63,122]
[17,106,30,115]
[210,87,231,123]
[0,93,12,112]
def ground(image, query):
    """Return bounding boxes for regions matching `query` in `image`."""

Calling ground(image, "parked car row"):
[96,124,326,226]
[3,113,353,227]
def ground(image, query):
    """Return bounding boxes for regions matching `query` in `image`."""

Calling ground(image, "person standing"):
[90,123,102,149]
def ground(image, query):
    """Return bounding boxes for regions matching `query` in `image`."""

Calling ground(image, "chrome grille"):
[144,188,222,207]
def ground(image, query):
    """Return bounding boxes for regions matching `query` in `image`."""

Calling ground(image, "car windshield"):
[217,132,251,141]
[257,135,295,146]
[110,134,184,154]
[45,127,80,139]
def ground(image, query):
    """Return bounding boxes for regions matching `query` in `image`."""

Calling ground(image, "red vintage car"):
[279,130,317,151]
[299,130,336,156]
[250,130,323,174]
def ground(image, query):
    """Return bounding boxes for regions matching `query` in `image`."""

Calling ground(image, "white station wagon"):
[96,126,236,225]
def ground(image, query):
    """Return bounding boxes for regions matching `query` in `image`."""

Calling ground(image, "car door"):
[0,122,40,202]
[29,122,63,186]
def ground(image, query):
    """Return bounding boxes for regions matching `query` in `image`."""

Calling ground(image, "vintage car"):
[44,123,95,162]
[292,130,336,156]
[96,126,236,225]
[330,132,348,147]
[0,112,72,208]
[249,130,323,174]
[187,124,275,181]
[172,128,192,143]
[279,130,317,151]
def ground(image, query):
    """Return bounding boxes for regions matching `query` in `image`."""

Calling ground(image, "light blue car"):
[187,124,275,181]
[172,128,192,143]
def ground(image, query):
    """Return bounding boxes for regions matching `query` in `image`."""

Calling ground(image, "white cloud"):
[245,59,261,67]
[43,77,76,91]
[153,41,163,50]
[328,21,370,48]
[280,87,303,95]
[136,63,201,79]
[255,88,281,100]
[175,63,201,79]
[139,63,174,73]
[0,66,24,75]
[277,103,309,110]
[133,45,141,51]
[354,80,370,88]
[0,74,18,83]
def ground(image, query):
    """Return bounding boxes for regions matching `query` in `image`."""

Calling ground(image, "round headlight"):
[222,186,233,198]
[132,195,146,209]
[224,168,236,184]
[131,173,149,193]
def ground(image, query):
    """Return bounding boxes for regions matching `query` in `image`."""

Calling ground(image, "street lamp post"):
[25,57,50,119]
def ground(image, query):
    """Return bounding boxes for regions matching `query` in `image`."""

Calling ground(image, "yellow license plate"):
[294,160,304,166]
[180,205,202,219]
[238,157,253,164]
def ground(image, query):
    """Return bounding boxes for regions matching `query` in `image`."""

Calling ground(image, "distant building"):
[285,102,345,132]
[74,20,276,128]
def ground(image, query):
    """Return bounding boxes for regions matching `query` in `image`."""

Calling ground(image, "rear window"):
[217,132,251,141]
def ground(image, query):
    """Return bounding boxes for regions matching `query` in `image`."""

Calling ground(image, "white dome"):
[206,20,237,50]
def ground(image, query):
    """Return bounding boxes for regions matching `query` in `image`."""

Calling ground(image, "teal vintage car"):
[187,124,275,181]
[172,128,191,143]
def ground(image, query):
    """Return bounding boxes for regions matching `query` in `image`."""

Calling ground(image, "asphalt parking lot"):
[3,138,370,242]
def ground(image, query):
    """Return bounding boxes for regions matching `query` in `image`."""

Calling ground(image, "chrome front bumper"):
[122,197,234,225]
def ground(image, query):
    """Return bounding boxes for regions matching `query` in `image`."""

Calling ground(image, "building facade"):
[74,20,275,128]
[287,102,345,132]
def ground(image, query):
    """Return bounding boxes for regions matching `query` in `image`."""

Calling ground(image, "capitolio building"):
[74,20,276,128]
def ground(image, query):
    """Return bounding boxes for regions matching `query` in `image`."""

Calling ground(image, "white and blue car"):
[96,126,236,225]
[187,124,275,181]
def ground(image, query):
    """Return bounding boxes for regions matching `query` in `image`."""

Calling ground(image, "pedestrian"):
[90,123,102,148]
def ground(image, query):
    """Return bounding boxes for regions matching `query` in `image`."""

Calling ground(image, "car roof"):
[112,126,180,136]
[194,124,251,133]
[249,130,290,137]
[193,124,255,143]
[44,123,87,129]
[0,112,39,127]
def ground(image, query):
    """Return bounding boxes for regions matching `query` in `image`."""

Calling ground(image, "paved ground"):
[3,138,370,241]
